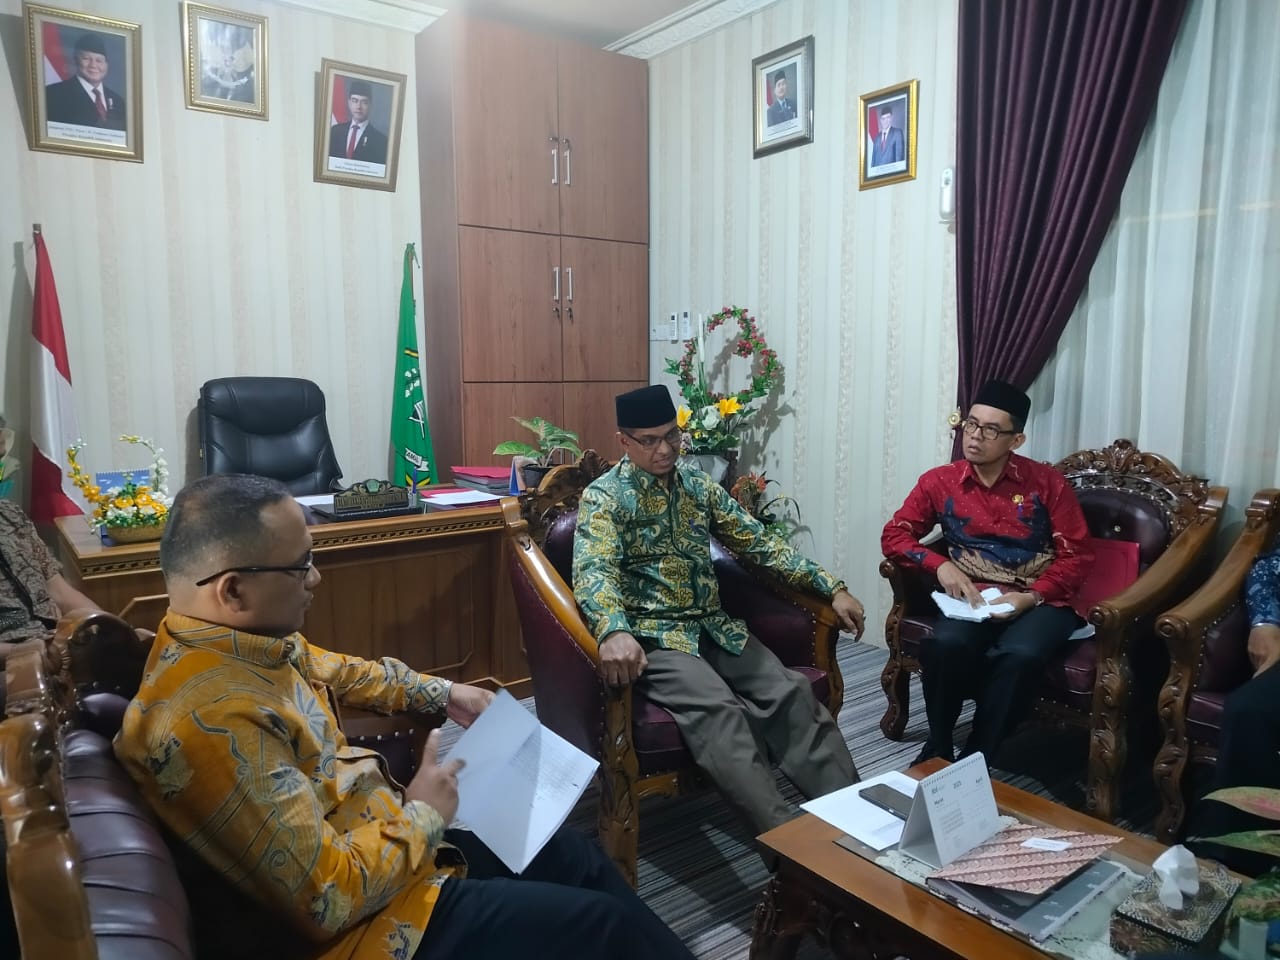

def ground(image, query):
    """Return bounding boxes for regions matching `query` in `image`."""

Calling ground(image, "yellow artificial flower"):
[676,405,692,429]
[717,396,742,417]
[114,497,134,509]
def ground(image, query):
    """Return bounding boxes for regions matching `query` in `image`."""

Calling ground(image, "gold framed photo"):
[313,58,407,192]
[24,3,143,162]
[859,79,919,190]
[182,2,267,120]
[752,35,815,159]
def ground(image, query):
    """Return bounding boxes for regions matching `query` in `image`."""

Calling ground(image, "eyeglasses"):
[195,553,314,587]
[957,418,1020,441]
[623,427,683,450]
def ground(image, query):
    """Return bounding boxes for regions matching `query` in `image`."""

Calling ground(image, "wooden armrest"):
[1157,488,1280,661]
[3,647,53,719]
[0,711,97,960]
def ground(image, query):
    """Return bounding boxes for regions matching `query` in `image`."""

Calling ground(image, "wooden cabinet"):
[556,44,648,244]
[417,14,649,475]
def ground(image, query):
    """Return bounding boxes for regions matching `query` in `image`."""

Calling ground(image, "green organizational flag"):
[390,243,437,490]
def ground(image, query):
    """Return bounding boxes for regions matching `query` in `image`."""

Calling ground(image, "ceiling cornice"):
[607,0,780,59]
[272,0,445,33]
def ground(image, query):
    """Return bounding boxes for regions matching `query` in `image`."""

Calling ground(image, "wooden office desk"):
[54,507,530,697]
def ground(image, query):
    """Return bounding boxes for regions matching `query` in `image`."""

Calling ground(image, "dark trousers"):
[413,827,693,960]
[919,604,1080,760]
[637,634,858,834]
[1189,660,1280,875]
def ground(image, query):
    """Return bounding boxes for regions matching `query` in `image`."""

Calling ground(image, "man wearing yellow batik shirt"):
[573,385,866,837]
[115,473,693,960]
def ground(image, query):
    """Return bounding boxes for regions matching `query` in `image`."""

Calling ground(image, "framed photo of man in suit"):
[313,59,406,192]
[24,4,142,162]
[859,80,919,190]
[752,36,814,159]
[182,2,268,120]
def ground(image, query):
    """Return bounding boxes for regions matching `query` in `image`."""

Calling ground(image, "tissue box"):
[1109,861,1239,954]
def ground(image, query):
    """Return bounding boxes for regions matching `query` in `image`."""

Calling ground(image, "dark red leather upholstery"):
[528,509,833,778]
[62,721,195,960]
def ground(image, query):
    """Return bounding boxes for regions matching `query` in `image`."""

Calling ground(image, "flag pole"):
[32,223,41,237]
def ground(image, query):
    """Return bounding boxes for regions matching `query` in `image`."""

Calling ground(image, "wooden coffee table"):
[750,759,1168,959]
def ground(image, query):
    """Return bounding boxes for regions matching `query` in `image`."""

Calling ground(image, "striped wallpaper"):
[648,0,961,639]
[0,0,423,504]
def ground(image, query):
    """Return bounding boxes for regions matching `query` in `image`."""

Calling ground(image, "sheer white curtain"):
[1024,0,1280,532]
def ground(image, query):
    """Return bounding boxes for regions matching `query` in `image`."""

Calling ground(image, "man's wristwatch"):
[1028,590,1044,607]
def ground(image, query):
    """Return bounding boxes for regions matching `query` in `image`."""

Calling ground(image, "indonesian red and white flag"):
[29,232,85,524]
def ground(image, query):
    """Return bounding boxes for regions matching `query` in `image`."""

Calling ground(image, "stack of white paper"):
[443,690,598,873]
[931,587,1016,622]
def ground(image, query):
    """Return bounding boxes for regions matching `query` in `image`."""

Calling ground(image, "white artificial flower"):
[699,406,722,430]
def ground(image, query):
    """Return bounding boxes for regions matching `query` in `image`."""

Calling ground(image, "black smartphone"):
[858,783,914,820]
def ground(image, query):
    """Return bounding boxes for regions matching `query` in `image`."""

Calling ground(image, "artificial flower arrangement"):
[664,305,782,455]
[66,435,171,534]
[730,471,803,542]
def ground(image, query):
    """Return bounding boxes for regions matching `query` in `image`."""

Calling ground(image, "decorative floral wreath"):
[670,305,781,405]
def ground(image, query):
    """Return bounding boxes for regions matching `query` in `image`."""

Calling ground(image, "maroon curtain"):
[954,0,1187,418]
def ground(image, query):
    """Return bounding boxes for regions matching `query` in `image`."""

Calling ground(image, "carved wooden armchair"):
[879,439,1226,822]
[501,453,846,886]
[1,610,444,959]
[1152,488,1280,842]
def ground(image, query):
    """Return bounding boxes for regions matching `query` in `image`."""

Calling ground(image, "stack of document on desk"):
[422,489,504,509]
[925,824,1124,941]
[452,466,515,495]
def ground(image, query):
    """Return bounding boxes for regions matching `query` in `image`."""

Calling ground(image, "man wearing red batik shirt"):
[882,380,1092,766]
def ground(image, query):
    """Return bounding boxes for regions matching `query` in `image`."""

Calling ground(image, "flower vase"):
[683,454,729,484]
[105,521,166,544]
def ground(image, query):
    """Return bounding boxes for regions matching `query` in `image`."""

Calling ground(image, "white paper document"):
[931,586,1016,622]
[801,771,921,851]
[424,490,504,506]
[294,494,334,509]
[443,689,598,873]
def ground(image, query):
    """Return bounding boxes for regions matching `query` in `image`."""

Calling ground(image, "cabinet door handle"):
[550,146,558,186]
[553,266,560,302]
[561,138,572,185]
[566,266,573,302]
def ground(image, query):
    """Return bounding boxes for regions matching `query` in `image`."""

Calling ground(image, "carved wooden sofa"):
[501,453,848,886]
[0,611,438,959]
[1153,488,1280,843]
[879,439,1226,822]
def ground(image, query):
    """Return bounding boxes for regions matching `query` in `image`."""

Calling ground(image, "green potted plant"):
[493,416,583,490]
[1200,786,1280,957]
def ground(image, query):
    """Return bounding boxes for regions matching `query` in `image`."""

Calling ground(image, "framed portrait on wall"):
[313,58,407,192]
[752,36,814,159]
[859,79,919,189]
[24,3,142,162]
[182,2,268,120]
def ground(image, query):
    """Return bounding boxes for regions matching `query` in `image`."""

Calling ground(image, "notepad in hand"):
[931,587,1016,621]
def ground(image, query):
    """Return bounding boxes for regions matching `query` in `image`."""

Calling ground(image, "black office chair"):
[198,377,343,496]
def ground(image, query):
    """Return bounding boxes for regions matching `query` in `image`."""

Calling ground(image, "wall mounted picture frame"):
[24,3,143,162]
[752,35,814,159]
[314,58,407,192]
[859,79,919,189]
[182,2,268,120]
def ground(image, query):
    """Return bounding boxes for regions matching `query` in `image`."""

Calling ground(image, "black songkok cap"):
[616,385,677,429]
[347,79,373,99]
[74,32,107,57]
[973,379,1030,424]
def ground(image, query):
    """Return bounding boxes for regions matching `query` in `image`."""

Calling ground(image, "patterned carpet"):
[444,640,1161,960]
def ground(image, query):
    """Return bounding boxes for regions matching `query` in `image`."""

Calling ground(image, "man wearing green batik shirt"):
[573,385,865,834]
